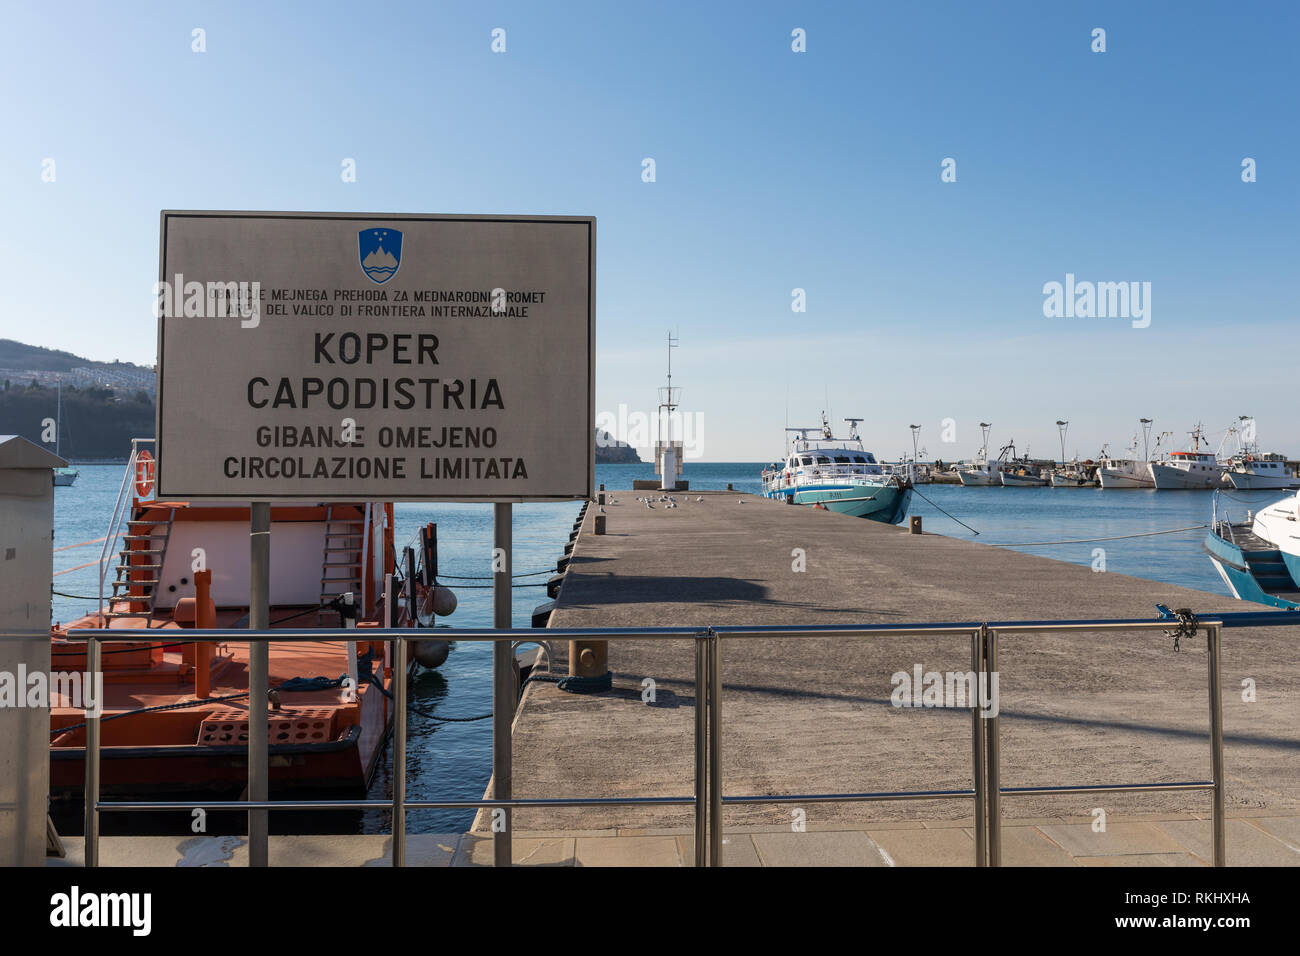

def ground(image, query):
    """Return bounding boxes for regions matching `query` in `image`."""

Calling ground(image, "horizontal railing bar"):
[997,782,1214,796]
[723,788,976,804]
[96,796,697,812]
[711,620,1217,639]
[61,627,709,643]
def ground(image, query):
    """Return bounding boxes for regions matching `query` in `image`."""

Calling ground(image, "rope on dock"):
[989,524,1209,547]
[909,487,980,535]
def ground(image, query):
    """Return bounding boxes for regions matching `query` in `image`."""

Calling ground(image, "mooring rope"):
[989,524,1209,547]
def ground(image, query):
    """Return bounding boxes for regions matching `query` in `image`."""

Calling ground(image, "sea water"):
[51,463,1276,834]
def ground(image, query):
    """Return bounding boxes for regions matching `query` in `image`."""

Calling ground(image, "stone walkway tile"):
[1248,817,1300,849]
[575,836,682,867]
[1155,819,1300,867]
[453,835,575,867]
[1036,822,1183,857]
[1075,853,1206,867]
[676,833,761,867]
[966,827,1077,866]
[867,827,976,866]
[752,830,888,867]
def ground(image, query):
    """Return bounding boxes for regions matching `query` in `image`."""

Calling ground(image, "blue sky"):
[1,1,1296,460]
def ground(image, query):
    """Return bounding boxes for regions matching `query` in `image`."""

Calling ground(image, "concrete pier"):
[496,491,1300,849]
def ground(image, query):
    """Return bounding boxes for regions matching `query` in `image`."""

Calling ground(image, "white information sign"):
[155,211,594,500]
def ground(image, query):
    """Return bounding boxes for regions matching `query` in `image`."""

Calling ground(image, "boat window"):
[814,456,831,465]
[800,457,813,466]
[853,455,867,463]
[834,456,850,463]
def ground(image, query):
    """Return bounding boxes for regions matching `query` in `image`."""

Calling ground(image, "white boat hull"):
[1226,471,1300,490]
[1149,461,1223,490]
[1097,467,1152,489]
[1001,472,1048,486]
[958,469,1001,486]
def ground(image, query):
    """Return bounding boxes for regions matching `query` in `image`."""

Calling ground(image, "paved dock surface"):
[52,811,1300,866]
[493,491,1299,843]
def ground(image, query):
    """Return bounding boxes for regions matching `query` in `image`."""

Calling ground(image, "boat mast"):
[978,422,991,461]
[1140,417,1153,461]
[1056,420,1068,466]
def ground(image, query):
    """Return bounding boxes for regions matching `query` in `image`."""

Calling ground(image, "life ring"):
[134,450,155,498]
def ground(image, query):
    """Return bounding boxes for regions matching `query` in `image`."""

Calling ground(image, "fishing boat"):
[52,381,79,487]
[1049,466,1098,488]
[760,415,911,523]
[1047,420,1098,486]
[1097,419,1159,489]
[1223,451,1300,490]
[1149,424,1225,490]
[998,442,1049,486]
[957,423,1003,486]
[49,440,453,802]
[1204,491,1300,610]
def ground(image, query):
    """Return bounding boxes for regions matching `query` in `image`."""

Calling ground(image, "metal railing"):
[73,612,1243,867]
[97,437,153,614]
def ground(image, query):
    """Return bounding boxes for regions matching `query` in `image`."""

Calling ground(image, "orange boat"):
[49,442,446,802]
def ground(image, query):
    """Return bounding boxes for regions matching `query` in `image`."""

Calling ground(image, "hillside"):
[595,429,644,463]
[0,382,153,460]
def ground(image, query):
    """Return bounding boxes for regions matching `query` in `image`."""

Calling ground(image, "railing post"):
[985,627,1001,867]
[971,627,987,866]
[84,635,101,868]
[708,629,722,867]
[492,502,513,867]
[694,631,708,867]
[393,631,407,867]
[1206,622,1225,866]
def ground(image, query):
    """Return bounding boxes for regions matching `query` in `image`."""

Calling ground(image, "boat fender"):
[432,585,458,617]
[413,639,450,669]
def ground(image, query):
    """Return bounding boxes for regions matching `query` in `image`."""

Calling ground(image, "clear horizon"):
[3,1,1295,461]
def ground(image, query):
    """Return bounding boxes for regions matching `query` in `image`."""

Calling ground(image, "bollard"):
[595,514,607,534]
[569,638,608,678]
[598,492,605,505]
[599,483,605,491]
[727,483,733,491]
[909,515,923,535]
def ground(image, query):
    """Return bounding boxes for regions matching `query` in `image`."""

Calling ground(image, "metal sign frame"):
[155,210,595,503]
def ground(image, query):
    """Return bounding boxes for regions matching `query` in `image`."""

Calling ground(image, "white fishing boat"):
[1224,451,1299,490]
[1149,424,1225,490]
[760,415,912,523]
[957,423,1004,486]
[1047,420,1098,487]
[1096,419,1158,489]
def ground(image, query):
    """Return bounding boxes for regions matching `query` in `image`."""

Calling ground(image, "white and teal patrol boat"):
[760,415,912,524]
[1205,491,1300,610]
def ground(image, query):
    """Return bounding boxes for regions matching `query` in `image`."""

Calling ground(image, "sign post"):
[156,211,594,868]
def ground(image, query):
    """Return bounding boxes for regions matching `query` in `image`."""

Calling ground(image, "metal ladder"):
[319,504,365,625]
[104,508,176,626]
